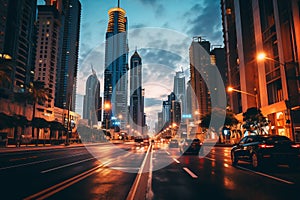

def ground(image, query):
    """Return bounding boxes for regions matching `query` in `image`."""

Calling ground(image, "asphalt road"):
[0,142,299,200]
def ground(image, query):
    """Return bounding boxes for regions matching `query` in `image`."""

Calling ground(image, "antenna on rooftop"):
[118,0,120,8]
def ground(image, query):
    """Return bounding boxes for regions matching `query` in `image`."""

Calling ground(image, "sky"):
[38,0,224,132]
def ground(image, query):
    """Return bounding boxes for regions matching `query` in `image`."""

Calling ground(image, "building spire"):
[91,64,96,75]
[118,0,120,8]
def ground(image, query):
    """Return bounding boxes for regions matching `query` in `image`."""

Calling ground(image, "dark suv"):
[231,135,300,169]
[180,138,202,155]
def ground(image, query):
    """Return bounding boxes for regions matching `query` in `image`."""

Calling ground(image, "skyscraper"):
[189,37,211,120]
[103,2,129,129]
[173,70,186,115]
[129,50,144,135]
[220,0,241,113]
[53,0,81,112]
[35,4,61,111]
[83,68,101,127]
[221,0,300,140]
[0,0,37,94]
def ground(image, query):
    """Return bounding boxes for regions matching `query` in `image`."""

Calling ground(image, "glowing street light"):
[227,86,258,108]
[104,102,111,131]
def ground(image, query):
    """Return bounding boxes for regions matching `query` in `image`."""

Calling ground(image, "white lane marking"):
[183,167,198,179]
[109,167,140,171]
[0,153,84,171]
[204,156,216,161]
[24,161,111,200]
[146,145,154,200]
[126,144,152,200]
[41,157,96,173]
[236,165,295,185]
[173,158,180,164]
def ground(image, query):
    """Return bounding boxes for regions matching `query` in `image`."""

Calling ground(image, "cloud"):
[183,1,223,45]
[138,0,159,6]
[130,23,146,29]
[145,98,163,107]
[136,0,166,18]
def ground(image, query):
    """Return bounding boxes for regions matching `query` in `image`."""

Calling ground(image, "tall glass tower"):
[83,68,101,127]
[103,2,129,129]
[129,50,144,135]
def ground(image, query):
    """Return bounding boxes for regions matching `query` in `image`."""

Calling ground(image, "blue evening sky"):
[37,0,223,131]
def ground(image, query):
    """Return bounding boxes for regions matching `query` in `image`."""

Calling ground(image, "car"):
[231,135,300,169]
[179,138,202,155]
[169,139,179,148]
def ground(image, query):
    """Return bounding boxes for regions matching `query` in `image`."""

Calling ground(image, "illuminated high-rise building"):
[0,0,37,95]
[54,0,81,112]
[35,4,61,112]
[221,0,300,140]
[103,1,129,129]
[173,70,186,116]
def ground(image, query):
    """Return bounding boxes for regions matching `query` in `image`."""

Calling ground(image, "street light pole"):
[227,87,258,108]
[257,52,298,141]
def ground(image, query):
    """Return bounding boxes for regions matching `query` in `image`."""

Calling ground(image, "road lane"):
[151,146,300,200]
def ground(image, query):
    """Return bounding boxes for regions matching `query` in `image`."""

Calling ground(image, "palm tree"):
[200,108,239,142]
[28,81,49,143]
[242,107,269,135]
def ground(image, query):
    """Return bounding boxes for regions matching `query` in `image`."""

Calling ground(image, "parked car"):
[180,138,202,155]
[231,135,300,169]
[169,139,179,148]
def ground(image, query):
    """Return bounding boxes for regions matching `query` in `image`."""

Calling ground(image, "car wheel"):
[231,152,238,166]
[252,153,260,169]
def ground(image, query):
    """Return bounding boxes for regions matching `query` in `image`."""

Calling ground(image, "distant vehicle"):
[180,138,202,155]
[231,135,300,169]
[134,136,143,143]
[169,139,179,148]
[134,136,150,147]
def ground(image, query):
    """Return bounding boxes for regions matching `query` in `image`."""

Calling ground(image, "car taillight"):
[291,144,300,148]
[259,144,274,148]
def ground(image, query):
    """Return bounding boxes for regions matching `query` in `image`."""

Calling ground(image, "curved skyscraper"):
[103,2,128,129]
[83,68,101,127]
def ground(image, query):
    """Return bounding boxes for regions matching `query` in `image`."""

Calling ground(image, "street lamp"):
[227,86,258,108]
[104,102,111,132]
[257,52,298,141]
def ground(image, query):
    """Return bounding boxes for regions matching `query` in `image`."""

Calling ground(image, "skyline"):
[38,0,224,132]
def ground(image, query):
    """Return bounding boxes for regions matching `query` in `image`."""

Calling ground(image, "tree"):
[200,108,239,130]
[242,107,269,135]
[28,81,49,141]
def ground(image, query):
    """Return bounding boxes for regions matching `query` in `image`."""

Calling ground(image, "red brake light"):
[259,144,274,148]
[291,144,300,148]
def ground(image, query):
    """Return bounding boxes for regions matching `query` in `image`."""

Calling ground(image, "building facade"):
[129,50,145,135]
[35,5,61,112]
[189,37,211,121]
[173,70,186,116]
[53,0,81,112]
[0,0,37,95]
[222,0,300,141]
[103,5,129,129]
[83,68,101,127]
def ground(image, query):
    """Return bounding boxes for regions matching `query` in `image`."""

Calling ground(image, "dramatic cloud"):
[183,1,223,45]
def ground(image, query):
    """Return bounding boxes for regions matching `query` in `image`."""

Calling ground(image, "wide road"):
[151,144,300,200]
[1,142,299,199]
[0,142,148,199]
